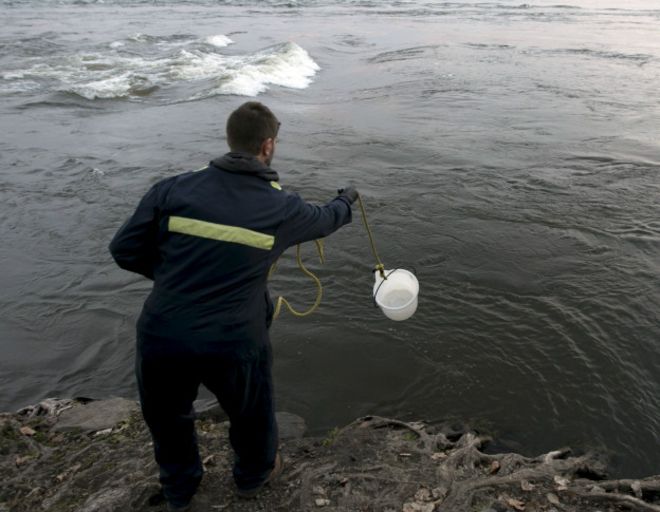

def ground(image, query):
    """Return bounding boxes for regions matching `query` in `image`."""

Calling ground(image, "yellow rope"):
[271,239,325,319]
[271,193,384,319]
[356,193,386,278]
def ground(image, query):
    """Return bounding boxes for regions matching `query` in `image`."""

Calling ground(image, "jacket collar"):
[210,152,279,182]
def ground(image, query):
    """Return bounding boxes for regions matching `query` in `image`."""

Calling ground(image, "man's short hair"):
[226,101,280,155]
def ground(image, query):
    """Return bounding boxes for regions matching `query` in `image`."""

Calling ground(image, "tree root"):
[570,489,660,512]
[311,417,660,512]
[347,415,443,451]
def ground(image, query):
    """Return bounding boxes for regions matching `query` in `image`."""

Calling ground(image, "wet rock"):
[277,411,307,440]
[193,398,224,421]
[53,397,139,433]
[194,401,306,440]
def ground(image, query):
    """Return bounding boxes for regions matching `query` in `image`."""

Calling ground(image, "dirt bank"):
[1,398,658,512]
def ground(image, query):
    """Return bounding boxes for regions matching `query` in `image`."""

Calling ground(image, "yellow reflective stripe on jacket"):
[168,216,274,251]
[270,181,282,191]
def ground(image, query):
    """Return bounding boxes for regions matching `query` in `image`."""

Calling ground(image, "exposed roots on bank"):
[1,403,659,512]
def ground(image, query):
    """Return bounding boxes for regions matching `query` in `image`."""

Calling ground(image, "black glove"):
[337,186,359,205]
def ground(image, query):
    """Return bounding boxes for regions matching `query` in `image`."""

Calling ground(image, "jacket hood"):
[210,152,279,182]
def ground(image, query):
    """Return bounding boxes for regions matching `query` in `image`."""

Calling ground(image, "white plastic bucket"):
[373,269,419,321]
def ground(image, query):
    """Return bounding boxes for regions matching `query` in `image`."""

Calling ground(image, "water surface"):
[1,0,659,477]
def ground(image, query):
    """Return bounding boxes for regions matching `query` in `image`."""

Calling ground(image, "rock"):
[315,498,330,507]
[53,398,139,433]
[277,412,307,440]
[194,405,306,440]
[193,398,224,421]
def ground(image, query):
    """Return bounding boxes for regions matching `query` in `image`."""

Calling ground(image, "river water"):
[1,0,658,477]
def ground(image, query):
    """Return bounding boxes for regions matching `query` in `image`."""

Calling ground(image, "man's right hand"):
[337,186,359,205]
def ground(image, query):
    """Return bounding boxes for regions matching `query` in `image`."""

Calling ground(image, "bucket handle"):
[372,268,401,308]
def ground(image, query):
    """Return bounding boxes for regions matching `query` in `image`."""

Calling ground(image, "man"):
[109,101,357,511]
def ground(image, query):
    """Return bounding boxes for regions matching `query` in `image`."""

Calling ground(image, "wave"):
[1,34,318,101]
[560,48,653,63]
[67,74,159,100]
[368,45,442,64]
[204,35,234,48]
[183,42,320,98]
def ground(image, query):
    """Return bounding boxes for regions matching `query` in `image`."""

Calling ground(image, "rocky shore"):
[1,398,659,512]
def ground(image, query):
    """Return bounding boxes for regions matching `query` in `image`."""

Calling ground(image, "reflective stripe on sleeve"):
[168,216,274,250]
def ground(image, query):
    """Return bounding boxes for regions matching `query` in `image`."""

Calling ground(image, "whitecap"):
[218,42,320,96]
[0,80,42,95]
[3,70,27,80]
[66,73,157,100]
[177,42,320,98]
[204,35,234,48]
[170,50,228,81]
[4,39,319,100]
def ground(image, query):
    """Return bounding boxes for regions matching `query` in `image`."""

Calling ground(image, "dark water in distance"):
[1,0,659,477]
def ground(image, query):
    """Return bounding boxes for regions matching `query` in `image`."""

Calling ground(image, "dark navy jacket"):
[109,153,352,357]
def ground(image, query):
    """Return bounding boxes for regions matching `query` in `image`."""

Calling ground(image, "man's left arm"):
[273,187,358,253]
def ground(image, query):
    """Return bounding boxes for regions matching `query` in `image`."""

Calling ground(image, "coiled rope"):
[270,239,325,319]
[271,193,386,320]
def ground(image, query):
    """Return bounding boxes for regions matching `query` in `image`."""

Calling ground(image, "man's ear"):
[260,138,274,158]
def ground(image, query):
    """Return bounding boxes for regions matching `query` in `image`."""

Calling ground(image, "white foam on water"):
[170,49,228,81]
[204,35,234,48]
[218,42,320,96]
[3,70,27,80]
[0,80,41,95]
[67,73,134,99]
[172,42,320,97]
[1,38,319,100]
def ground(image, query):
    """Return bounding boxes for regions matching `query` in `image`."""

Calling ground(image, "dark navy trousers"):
[135,338,278,507]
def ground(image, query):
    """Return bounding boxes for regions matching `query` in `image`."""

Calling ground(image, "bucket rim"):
[373,276,418,312]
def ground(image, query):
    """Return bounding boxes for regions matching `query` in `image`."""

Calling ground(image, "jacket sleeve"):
[108,184,161,280]
[274,193,352,251]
